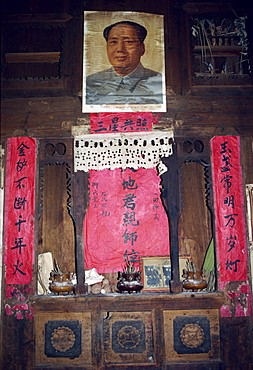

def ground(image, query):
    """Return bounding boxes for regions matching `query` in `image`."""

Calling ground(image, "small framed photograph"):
[140,255,188,292]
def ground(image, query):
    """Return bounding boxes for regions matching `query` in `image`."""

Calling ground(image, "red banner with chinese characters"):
[84,167,170,273]
[90,112,153,133]
[211,136,248,282]
[4,137,36,284]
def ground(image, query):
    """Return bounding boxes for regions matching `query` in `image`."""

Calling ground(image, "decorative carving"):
[173,315,211,354]
[180,323,205,348]
[51,326,75,352]
[117,325,141,350]
[112,320,146,354]
[45,142,66,157]
[45,320,81,358]
[38,138,76,274]
[38,139,72,220]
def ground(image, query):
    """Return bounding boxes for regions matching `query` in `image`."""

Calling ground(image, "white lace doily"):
[74,130,174,172]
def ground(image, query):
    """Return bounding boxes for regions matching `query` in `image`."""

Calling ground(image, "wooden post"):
[69,170,89,294]
[161,139,183,293]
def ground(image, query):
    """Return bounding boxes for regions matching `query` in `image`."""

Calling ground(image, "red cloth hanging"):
[84,167,170,273]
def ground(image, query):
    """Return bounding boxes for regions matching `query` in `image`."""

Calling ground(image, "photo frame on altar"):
[82,11,166,113]
[140,256,188,292]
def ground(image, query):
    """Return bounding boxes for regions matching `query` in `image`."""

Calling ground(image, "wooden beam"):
[5,52,60,63]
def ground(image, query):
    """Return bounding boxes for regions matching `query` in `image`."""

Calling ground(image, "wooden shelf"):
[5,52,61,63]
[3,13,73,23]
[194,45,243,57]
[33,291,224,311]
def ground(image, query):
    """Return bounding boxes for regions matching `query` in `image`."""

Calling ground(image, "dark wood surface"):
[32,291,224,311]
[32,292,223,369]
[69,170,89,294]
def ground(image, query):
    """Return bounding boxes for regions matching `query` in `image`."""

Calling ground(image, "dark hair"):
[103,21,147,43]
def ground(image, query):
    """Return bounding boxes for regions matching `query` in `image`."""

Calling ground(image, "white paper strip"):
[74,130,173,172]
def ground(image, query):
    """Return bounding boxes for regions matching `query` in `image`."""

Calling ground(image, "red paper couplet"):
[84,167,170,273]
[4,137,36,284]
[211,136,248,282]
[90,112,153,134]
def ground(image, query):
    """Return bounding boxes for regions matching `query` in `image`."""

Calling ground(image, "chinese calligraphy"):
[211,136,247,283]
[84,168,170,273]
[90,112,153,134]
[4,137,36,284]
[122,175,139,248]
[219,141,241,272]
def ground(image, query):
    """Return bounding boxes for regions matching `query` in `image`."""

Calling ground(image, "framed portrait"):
[82,11,166,113]
[140,256,189,292]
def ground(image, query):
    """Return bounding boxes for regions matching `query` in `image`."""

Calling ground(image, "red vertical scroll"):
[211,136,248,282]
[4,137,36,284]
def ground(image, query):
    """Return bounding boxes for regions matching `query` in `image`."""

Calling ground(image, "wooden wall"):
[1,0,253,369]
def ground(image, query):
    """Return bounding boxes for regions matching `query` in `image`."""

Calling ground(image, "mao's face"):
[106,24,145,76]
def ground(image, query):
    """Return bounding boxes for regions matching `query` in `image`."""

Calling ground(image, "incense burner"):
[49,272,74,295]
[182,270,207,292]
[117,272,143,294]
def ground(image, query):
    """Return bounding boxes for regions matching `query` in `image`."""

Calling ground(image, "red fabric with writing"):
[84,168,170,273]
[90,112,153,133]
[4,137,36,284]
[211,136,247,282]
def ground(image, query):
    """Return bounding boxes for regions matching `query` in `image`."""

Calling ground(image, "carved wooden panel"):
[179,161,212,270]
[40,163,75,273]
[103,311,155,365]
[163,308,220,363]
[38,138,75,277]
[35,311,92,366]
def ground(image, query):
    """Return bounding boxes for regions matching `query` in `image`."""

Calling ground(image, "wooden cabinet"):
[34,292,223,369]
